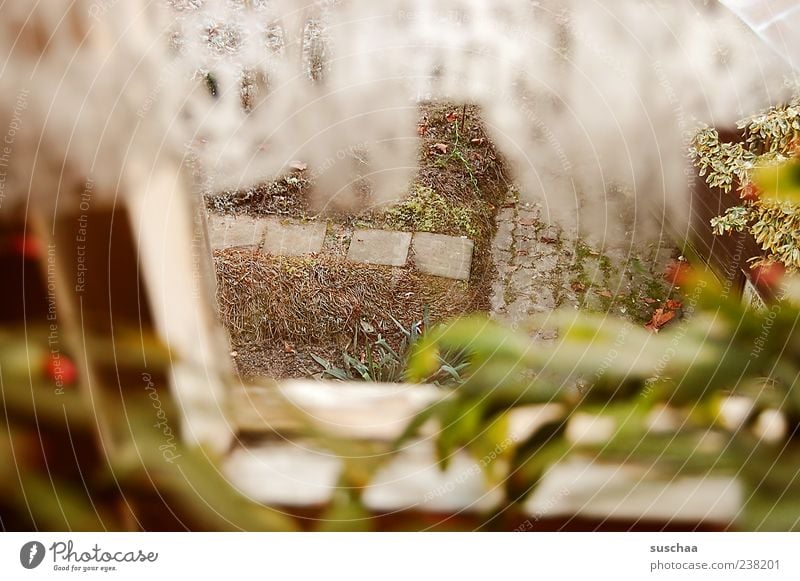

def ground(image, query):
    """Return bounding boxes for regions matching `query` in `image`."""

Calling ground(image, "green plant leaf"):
[753,159,800,204]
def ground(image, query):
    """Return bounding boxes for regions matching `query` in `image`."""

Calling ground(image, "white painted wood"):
[127,161,235,454]
[363,439,504,513]
[225,441,343,507]
[224,438,504,513]
[228,383,744,522]
[232,381,441,439]
[525,458,742,523]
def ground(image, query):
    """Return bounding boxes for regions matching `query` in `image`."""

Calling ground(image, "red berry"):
[11,234,42,260]
[751,262,785,292]
[43,353,78,386]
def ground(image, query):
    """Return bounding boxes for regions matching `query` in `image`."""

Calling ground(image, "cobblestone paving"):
[490,198,678,333]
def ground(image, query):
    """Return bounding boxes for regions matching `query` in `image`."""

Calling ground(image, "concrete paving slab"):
[262,218,326,256]
[207,214,267,249]
[347,229,411,267]
[412,232,474,280]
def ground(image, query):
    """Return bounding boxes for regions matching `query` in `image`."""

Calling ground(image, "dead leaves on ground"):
[645,299,683,333]
[570,281,586,293]
[664,259,691,285]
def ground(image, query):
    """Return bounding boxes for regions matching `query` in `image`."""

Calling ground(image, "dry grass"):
[214,249,482,377]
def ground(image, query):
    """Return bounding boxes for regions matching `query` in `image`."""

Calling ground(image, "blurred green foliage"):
[6,263,800,530]
[0,327,297,531]
[401,268,800,530]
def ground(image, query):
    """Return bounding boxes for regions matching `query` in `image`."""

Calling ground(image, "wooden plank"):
[128,164,235,453]
[525,458,741,525]
[224,438,505,513]
[227,380,566,514]
[227,381,739,523]
[233,381,564,441]
[232,381,441,440]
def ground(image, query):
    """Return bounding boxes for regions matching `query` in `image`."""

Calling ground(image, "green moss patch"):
[382,185,479,238]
